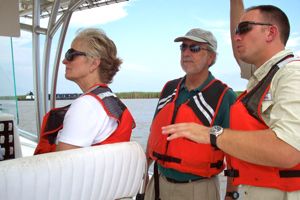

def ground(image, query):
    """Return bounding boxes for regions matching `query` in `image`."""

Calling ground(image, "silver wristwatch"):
[209,125,223,148]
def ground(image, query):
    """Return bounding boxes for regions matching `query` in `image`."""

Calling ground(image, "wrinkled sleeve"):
[270,65,300,151]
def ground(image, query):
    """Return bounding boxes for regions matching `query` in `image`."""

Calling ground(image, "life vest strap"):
[225,169,300,179]
[210,160,223,170]
[154,161,161,200]
[279,170,300,178]
[241,55,294,124]
[224,169,240,178]
[153,152,181,164]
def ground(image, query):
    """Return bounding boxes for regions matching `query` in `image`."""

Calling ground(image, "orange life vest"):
[34,84,135,155]
[226,56,300,192]
[148,78,229,178]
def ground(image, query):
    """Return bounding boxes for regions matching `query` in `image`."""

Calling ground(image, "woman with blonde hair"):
[34,28,135,154]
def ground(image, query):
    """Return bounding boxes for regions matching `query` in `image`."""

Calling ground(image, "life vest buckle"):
[153,152,181,164]
[224,169,239,177]
[210,160,223,169]
[279,170,300,178]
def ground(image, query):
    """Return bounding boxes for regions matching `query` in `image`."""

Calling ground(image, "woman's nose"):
[62,58,68,64]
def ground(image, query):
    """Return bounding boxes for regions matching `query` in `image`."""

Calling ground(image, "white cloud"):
[287,36,300,47]
[213,29,231,45]
[121,61,150,72]
[0,37,12,53]
[0,36,31,68]
[12,31,32,46]
[195,18,228,28]
[294,50,300,57]
[69,3,129,27]
[19,2,129,29]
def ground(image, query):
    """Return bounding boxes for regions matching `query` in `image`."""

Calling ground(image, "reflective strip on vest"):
[98,91,117,99]
[277,57,299,68]
[193,92,214,124]
[158,89,177,110]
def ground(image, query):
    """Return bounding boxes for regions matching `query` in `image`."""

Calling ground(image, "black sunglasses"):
[180,43,210,53]
[65,48,86,61]
[235,21,273,35]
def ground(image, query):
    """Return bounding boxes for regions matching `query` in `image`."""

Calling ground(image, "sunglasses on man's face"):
[180,43,210,53]
[65,48,86,61]
[235,21,273,35]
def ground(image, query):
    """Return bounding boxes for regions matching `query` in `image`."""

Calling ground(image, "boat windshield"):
[0,36,19,124]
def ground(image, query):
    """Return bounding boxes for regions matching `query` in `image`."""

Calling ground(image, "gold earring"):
[90,69,93,72]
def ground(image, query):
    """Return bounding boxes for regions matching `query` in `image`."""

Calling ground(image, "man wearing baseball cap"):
[145,28,237,200]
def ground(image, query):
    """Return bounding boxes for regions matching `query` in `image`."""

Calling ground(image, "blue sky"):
[1,0,300,95]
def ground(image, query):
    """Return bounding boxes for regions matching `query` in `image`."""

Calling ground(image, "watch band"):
[210,133,217,148]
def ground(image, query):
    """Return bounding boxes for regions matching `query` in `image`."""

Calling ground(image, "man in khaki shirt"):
[160,1,300,200]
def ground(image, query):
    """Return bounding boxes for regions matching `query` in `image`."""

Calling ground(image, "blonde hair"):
[72,28,122,84]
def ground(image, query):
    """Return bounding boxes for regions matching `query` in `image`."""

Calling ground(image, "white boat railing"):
[18,128,38,143]
[0,0,131,146]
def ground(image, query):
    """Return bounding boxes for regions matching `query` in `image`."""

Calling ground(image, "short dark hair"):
[246,5,290,46]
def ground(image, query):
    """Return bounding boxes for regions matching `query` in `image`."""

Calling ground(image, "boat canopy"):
[0,0,129,143]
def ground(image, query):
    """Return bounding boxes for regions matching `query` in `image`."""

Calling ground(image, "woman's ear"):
[91,58,101,71]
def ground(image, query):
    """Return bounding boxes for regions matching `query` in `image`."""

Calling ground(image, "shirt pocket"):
[261,100,274,114]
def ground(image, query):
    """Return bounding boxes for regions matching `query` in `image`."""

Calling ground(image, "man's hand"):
[162,122,210,144]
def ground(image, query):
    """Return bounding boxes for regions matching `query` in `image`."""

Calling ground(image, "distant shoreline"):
[0,91,243,100]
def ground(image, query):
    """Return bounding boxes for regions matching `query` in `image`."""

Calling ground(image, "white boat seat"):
[0,141,146,200]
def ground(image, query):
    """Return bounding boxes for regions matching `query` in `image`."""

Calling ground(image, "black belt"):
[164,176,210,184]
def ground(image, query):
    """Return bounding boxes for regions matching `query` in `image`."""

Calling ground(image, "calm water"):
[13,99,243,199]
[16,99,157,152]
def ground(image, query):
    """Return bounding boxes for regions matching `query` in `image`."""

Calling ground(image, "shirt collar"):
[180,71,215,92]
[247,49,294,91]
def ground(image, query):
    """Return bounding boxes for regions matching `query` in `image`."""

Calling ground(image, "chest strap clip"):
[210,160,223,170]
[224,169,240,178]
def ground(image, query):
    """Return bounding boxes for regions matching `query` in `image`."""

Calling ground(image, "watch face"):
[211,126,223,136]
[232,191,239,199]
[213,126,222,132]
